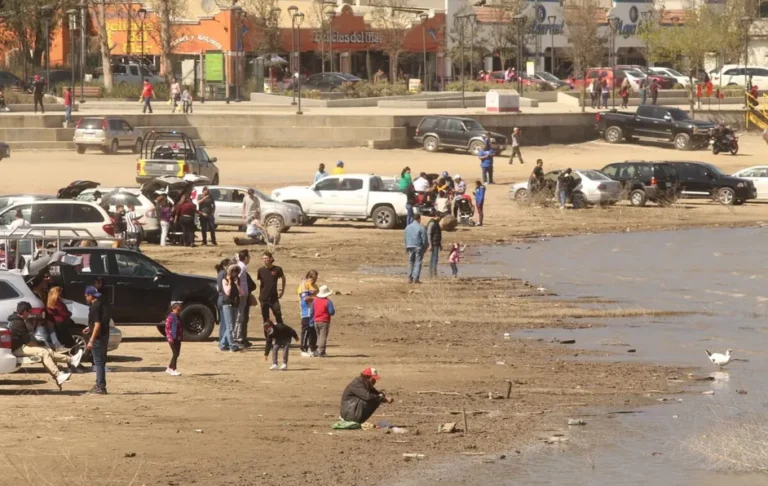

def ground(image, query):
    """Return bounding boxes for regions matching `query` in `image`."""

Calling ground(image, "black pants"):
[341,397,381,424]
[34,95,44,113]
[180,215,195,246]
[200,214,216,244]
[260,300,283,324]
[168,340,181,369]
[300,317,317,352]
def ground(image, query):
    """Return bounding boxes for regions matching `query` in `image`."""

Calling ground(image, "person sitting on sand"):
[340,367,394,424]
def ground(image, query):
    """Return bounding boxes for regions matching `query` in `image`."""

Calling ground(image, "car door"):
[441,118,465,147]
[119,120,135,146]
[128,65,141,84]
[634,107,664,137]
[60,249,115,310]
[308,177,342,215]
[336,177,367,217]
[109,251,171,323]
[107,119,122,146]
[195,148,213,179]
[209,187,236,224]
[601,163,626,189]
[305,74,322,90]
[679,163,710,196]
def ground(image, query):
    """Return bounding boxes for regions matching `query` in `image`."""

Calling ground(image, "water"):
[388,227,768,485]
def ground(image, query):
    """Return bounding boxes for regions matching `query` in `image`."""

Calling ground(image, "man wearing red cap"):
[340,367,393,424]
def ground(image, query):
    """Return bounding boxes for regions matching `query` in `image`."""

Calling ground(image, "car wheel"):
[604,126,623,144]
[423,136,438,152]
[76,144,86,154]
[264,214,285,232]
[373,206,397,229]
[212,174,219,185]
[717,187,735,205]
[674,133,691,150]
[71,328,92,361]
[514,189,530,206]
[133,138,142,154]
[180,303,215,341]
[110,139,119,154]
[571,192,587,209]
[469,140,485,156]
[629,189,647,207]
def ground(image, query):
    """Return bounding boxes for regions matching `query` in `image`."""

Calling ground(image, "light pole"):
[513,14,527,96]
[233,7,247,102]
[547,15,556,75]
[640,10,651,67]
[138,7,147,68]
[41,5,53,93]
[420,12,428,92]
[742,15,752,98]
[288,5,298,105]
[455,13,474,108]
[294,11,304,115]
[67,8,77,92]
[608,15,620,109]
[326,10,336,72]
[78,1,87,103]
[468,13,476,79]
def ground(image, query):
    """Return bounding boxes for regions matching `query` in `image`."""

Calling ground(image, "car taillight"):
[136,162,140,172]
[650,177,658,185]
[596,113,601,122]
[182,163,189,174]
[415,127,420,136]
[597,183,606,190]
[102,119,107,131]
[103,223,115,236]
[75,119,82,129]
[0,328,11,349]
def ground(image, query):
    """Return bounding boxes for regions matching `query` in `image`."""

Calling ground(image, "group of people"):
[588,77,661,109]
[405,212,467,283]
[141,78,193,115]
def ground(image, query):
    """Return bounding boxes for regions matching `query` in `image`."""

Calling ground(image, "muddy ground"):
[0,136,765,485]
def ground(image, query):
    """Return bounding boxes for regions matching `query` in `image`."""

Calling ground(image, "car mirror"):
[663,115,672,121]
[153,269,165,282]
[210,157,217,163]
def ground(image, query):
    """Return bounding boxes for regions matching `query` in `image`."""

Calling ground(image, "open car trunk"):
[57,180,100,199]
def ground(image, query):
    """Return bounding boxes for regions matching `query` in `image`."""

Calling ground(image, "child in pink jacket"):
[448,243,466,277]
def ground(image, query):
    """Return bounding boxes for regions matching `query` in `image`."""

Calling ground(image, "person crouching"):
[265,320,298,371]
[340,367,393,425]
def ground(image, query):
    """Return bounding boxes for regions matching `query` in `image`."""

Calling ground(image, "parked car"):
[732,166,768,200]
[76,187,160,239]
[55,247,219,340]
[618,68,647,90]
[600,161,679,206]
[0,195,50,212]
[189,185,302,232]
[710,65,768,87]
[0,200,116,244]
[596,105,715,150]
[136,132,219,184]
[74,117,144,155]
[271,174,409,230]
[616,65,677,88]
[94,63,165,86]
[414,116,507,155]
[298,72,361,92]
[667,161,756,205]
[509,169,621,207]
[531,71,570,90]
[568,67,625,90]
[648,67,692,87]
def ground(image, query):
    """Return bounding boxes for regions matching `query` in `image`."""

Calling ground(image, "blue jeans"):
[65,105,71,122]
[143,96,153,114]
[559,189,567,208]
[429,246,440,277]
[219,304,237,350]
[92,337,108,390]
[407,247,425,282]
[482,166,493,184]
[405,204,413,226]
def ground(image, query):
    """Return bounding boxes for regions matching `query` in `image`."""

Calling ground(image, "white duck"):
[705,349,732,367]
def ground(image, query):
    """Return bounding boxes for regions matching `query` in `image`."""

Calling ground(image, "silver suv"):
[74,117,143,155]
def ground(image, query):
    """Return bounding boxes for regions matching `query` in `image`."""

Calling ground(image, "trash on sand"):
[439,422,457,434]
[737,389,748,395]
[567,419,586,426]
[403,453,426,461]
[391,427,409,434]
[124,452,136,458]
[504,333,511,340]
[702,390,715,395]
[460,452,486,456]
[496,361,506,366]
[652,452,663,456]
[627,349,636,353]
[195,429,203,433]
[554,339,576,345]
[545,436,569,444]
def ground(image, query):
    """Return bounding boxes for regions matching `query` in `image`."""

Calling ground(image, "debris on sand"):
[403,453,426,461]
[737,389,748,395]
[544,436,569,444]
[702,390,715,395]
[550,338,576,345]
[124,452,136,458]
[438,423,457,434]
[567,419,586,426]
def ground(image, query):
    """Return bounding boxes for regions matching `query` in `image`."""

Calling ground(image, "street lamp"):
[420,12,428,92]
[67,8,77,92]
[640,10,651,67]
[138,8,147,68]
[233,7,247,102]
[608,15,620,109]
[468,13,476,79]
[40,5,53,93]
[547,15,556,75]
[295,11,304,115]
[326,10,336,72]
[513,14,527,96]
[455,12,475,108]
[78,1,87,103]
[742,16,752,93]
[288,5,298,105]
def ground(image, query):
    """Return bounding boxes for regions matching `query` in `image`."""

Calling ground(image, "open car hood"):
[140,175,210,200]
[57,180,100,199]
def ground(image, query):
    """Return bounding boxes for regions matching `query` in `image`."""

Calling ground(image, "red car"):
[567,67,626,91]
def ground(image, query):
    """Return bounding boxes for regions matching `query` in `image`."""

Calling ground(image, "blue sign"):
[536,5,547,23]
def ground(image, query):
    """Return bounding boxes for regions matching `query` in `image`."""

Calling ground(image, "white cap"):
[454,174,461,180]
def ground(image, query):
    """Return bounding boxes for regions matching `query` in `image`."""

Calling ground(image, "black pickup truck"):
[596,105,715,151]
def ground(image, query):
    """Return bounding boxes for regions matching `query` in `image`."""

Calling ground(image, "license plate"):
[165,164,175,171]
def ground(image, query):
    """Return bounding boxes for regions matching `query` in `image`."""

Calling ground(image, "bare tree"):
[144,0,187,79]
[481,0,527,72]
[563,0,607,111]
[369,0,418,82]
[88,0,114,90]
[240,0,283,55]
[307,0,331,72]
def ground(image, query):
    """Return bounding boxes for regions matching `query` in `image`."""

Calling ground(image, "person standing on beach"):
[311,285,335,357]
[508,127,524,165]
[257,251,286,324]
[479,137,495,184]
[164,302,183,376]
[426,213,442,278]
[473,180,486,227]
[235,250,254,347]
[314,164,328,183]
[298,270,319,357]
[84,285,110,394]
[404,213,428,284]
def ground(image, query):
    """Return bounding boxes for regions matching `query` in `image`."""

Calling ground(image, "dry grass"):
[686,413,768,473]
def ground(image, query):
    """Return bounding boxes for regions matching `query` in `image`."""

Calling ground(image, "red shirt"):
[174,201,196,217]
[142,84,154,98]
[64,91,72,106]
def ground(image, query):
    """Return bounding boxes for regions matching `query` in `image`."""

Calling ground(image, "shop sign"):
[313,31,382,44]
[172,34,224,50]
[530,5,565,35]
[205,52,224,82]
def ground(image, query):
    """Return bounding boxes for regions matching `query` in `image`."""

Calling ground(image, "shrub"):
[52,81,169,100]
[342,81,411,98]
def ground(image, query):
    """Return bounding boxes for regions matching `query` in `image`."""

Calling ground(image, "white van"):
[0,201,116,245]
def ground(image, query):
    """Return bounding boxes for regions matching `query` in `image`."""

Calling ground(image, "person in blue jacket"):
[478,135,495,184]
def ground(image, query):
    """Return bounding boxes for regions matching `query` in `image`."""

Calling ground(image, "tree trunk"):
[95,0,113,91]
[159,0,173,80]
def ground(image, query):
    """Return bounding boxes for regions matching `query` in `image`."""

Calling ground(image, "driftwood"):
[416,390,462,396]
[462,406,469,434]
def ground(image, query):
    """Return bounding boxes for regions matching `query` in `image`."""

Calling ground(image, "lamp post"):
[455,13,474,108]
[294,11,304,115]
[513,14,527,96]
[608,15,620,109]
[547,15,556,75]
[420,12,428,92]
[40,5,53,93]
[326,10,336,72]
[78,1,87,103]
[640,10,651,67]
[741,15,752,97]
[468,13,476,79]
[233,7,247,102]
[67,9,77,92]
[288,5,298,105]
[138,8,147,67]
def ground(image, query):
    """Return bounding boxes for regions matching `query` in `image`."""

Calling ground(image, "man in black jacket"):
[32,75,45,114]
[340,368,393,424]
[426,213,442,278]
[9,301,82,390]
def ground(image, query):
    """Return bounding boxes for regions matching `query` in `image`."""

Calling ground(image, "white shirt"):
[9,218,29,230]
[125,211,140,233]
[413,177,430,192]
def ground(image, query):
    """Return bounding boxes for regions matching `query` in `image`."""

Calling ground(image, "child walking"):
[266,320,299,371]
[448,243,466,277]
[311,285,335,357]
[165,302,183,376]
[181,86,193,114]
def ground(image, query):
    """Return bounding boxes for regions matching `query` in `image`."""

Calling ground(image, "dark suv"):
[54,248,219,340]
[666,161,756,205]
[600,161,679,206]
[414,116,507,155]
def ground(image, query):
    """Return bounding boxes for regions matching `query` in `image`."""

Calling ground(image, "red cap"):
[361,367,380,380]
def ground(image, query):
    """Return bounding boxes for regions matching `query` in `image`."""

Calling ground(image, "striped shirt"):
[125,211,140,233]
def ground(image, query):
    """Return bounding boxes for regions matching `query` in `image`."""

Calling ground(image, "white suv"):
[711,65,768,87]
[76,188,160,239]
[0,200,116,245]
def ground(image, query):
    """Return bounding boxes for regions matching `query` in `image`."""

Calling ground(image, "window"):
[445,119,464,132]
[196,148,210,163]
[31,204,71,225]
[109,119,121,131]
[121,121,132,131]
[587,71,598,79]
[580,170,611,181]
[69,251,108,274]
[315,178,341,191]
[208,188,230,202]
[636,165,654,178]
[337,178,363,191]
[71,204,105,224]
[114,252,159,278]
[0,204,31,225]
[232,190,245,203]
[0,281,20,300]
[80,118,104,130]
[129,66,139,76]
[601,165,618,177]
[760,0,768,17]
[112,65,126,75]
[724,68,744,76]
[418,117,437,131]
[749,68,768,77]
[307,74,322,83]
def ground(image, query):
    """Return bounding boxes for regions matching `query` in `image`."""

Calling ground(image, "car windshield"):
[702,163,726,177]
[536,72,559,81]
[623,69,644,77]
[665,68,684,77]
[668,108,690,121]
[250,188,274,202]
[580,170,611,181]
[338,73,361,81]
[462,120,484,131]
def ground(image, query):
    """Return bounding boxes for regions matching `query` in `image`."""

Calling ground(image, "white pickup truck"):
[271,174,407,229]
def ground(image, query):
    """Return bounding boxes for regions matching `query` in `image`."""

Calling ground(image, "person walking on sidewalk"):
[32,75,45,114]
[474,180,486,226]
[64,87,73,123]
[164,302,183,376]
[311,285,335,357]
[170,78,181,113]
[426,213,442,278]
[508,127,524,165]
[257,251,286,324]
[84,285,110,394]
[298,270,319,357]
[181,86,192,114]
[404,213,428,284]
[142,79,155,114]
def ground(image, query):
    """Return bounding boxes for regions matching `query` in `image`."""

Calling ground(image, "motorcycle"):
[712,130,739,155]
